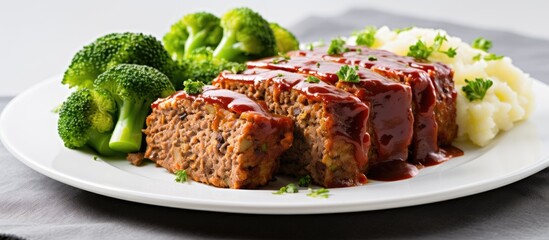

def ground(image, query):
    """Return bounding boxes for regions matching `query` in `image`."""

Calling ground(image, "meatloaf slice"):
[144,86,293,189]
[213,69,370,187]
[320,46,457,146]
[248,58,414,167]
[249,46,457,166]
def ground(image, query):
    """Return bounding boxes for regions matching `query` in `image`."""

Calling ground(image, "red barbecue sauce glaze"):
[150,46,462,183]
[151,86,292,133]
[215,69,370,185]
[368,146,463,181]
[250,56,415,167]
[247,45,462,181]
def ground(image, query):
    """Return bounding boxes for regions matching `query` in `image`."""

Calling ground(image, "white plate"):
[1,76,548,214]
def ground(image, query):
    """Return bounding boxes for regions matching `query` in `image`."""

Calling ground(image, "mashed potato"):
[346,26,534,146]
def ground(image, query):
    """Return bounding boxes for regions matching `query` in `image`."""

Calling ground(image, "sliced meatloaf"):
[213,69,370,187]
[144,86,293,189]
[248,45,457,166]
[320,46,457,146]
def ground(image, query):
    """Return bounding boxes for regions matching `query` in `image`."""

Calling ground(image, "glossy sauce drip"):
[367,146,463,181]
[367,160,419,181]
[248,56,416,166]
[239,46,460,182]
[258,46,445,166]
[316,46,458,146]
[217,70,371,171]
[329,46,455,101]
[320,47,447,164]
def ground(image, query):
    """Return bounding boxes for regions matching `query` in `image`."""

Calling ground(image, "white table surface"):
[1,0,548,96]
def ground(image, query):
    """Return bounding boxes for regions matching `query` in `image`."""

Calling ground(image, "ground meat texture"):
[214,69,370,187]
[249,45,458,166]
[144,87,293,189]
[127,152,146,166]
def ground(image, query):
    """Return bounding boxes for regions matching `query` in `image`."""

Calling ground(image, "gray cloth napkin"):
[1,9,548,240]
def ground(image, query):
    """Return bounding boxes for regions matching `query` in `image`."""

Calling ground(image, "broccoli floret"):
[57,88,119,156]
[163,12,223,61]
[63,32,181,89]
[182,12,223,59]
[178,47,246,85]
[94,64,175,152]
[163,20,189,61]
[213,7,276,62]
[269,23,299,54]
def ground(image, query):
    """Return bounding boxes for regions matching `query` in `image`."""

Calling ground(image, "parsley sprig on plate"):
[273,176,330,198]
[175,170,189,183]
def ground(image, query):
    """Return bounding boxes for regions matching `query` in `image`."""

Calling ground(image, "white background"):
[1,0,548,96]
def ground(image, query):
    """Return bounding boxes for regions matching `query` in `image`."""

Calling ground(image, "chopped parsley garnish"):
[175,170,188,183]
[354,26,377,47]
[316,62,321,68]
[462,78,493,101]
[276,73,284,77]
[394,26,413,34]
[407,33,457,59]
[483,53,504,61]
[473,54,482,61]
[439,47,458,58]
[432,34,458,58]
[472,37,493,52]
[432,33,447,49]
[183,80,205,95]
[273,183,299,195]
[307,188,329,198]
[261,143,268,152]
[279,52,290,59]
[470,37,504,61]
[306,43,315,51]
[327,38,348,55]
[272,53,290,64]
[93,156,98,161]
[336,65,360,83]
[229,64,246,74]
[356,48,363,54]
[368,55,378,61]
[305,76,320,83]
[472,53,504,62]
[407,40,431,59]
[298,175,311,187]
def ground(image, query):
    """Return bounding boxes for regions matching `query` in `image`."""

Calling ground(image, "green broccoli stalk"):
[63,32,181,89]
[182,12,223,59]
[213,7,276,62]
[94,64,175,152]
[57,88,119,156]
[269,23,299,54]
